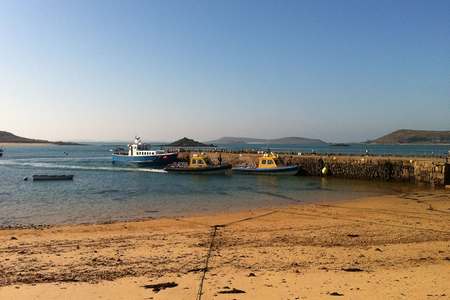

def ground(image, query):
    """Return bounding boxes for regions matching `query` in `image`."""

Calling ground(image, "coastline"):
[1,190,449,299]
[0,142,84,147]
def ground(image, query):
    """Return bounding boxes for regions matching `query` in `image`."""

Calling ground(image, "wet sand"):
[0,190,449,299]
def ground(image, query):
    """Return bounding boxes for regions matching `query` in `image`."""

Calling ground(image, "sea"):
[0,143,448,226]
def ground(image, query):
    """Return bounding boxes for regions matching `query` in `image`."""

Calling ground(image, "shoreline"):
[0,179,423,229]
[1,190,449,299]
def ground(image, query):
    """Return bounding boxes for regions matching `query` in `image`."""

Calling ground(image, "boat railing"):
[113,147,128,155]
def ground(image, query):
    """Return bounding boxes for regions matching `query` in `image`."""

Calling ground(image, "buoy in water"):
[23,177,28,181]
[321,166,328,176]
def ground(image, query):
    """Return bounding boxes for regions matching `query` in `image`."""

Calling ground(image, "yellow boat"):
[165,153,231,174]
[232,152,298,175]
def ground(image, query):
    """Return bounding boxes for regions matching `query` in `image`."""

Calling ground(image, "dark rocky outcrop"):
[167,137,215,148]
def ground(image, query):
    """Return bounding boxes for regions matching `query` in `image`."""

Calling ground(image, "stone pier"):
[177,151,449,187]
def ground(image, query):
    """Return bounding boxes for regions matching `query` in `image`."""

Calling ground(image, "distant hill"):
[167,137,215,147]
[369,130,450,144]
[207,136,327,145]
[0,131,82,145]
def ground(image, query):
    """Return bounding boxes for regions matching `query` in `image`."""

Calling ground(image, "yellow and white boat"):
[232,152,298,175]
[165,153,231,174]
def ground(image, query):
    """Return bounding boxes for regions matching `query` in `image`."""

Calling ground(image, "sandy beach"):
[1,190,449,300]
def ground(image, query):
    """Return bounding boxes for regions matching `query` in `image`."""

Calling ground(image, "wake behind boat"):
[112,137,177,167]
[232,152,298,175]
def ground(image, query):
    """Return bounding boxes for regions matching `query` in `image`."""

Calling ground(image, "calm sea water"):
[0,143,444,226]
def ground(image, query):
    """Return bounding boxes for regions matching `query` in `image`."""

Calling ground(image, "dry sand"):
[1,190,449,299]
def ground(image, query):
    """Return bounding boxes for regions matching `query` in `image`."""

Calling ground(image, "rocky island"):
[166,137,215,148]
[0,131,83,146]
[370,129,450,144]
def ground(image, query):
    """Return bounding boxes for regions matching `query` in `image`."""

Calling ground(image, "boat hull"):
[112,152,178,167]
[232,165,299,176]
[165,164,232,174]
[32,175,74,181]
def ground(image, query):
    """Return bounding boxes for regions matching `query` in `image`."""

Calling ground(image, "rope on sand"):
[196,225,221,300]
[195,210,278,299]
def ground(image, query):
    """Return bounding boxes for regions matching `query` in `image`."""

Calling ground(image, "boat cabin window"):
[267,160,273,164]
[191,158,206,166]
[261,160,267,165]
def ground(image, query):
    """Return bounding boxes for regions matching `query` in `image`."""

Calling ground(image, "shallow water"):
[0,144,430,226]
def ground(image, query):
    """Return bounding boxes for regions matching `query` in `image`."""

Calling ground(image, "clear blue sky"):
[0,0,448,142]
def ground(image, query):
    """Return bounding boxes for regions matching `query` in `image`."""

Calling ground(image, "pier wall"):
[177,151,448,186]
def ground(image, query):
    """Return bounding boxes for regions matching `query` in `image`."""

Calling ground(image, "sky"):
[0,0,448,143]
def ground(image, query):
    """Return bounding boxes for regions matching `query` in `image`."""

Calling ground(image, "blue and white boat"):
[112,137,178,167]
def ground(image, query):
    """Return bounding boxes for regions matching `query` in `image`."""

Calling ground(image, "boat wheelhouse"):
[112,137,178,167]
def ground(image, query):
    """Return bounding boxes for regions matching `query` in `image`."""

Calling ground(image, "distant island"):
[0,131,83,146]
[167,137,215,147]
[207,136,327,145]
[369,129,450,144]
